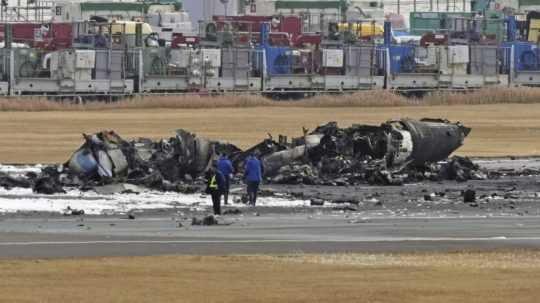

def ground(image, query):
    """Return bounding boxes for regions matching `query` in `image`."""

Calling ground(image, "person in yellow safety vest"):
[205,161,226,215]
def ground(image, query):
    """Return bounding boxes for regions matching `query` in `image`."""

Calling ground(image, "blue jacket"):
[217,157,234,177]
[245,156,263,182]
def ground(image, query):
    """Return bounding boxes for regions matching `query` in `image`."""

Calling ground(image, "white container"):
[449,45,469,64]
[424,46,440,66]
[170,49,191,68]
[75,50,96,69]
[440,47,468,75]
[322,49,344,68]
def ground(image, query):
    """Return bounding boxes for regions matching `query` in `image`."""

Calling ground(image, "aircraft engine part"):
[398,119,471,166]
[386,124,413,167]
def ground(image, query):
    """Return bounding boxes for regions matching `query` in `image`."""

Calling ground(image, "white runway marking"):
[2,237,540,246]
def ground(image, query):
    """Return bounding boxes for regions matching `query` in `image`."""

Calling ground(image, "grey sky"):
[183,0,203,26]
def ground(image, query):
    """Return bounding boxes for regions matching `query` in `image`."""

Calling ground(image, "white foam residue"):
[0,164,311,214]
[0,187,309,215]
[0,164,44,175]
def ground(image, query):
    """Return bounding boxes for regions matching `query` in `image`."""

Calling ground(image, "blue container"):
[516,42,539,71]
[388,45,416,74]
[505,41,540,72]
[265,47,292,75]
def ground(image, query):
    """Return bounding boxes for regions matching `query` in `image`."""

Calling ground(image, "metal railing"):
[141,46,264,85]
[390,44,505,77]
[0,48,9,81]
[265,44,382,78]
[220,47,263,78]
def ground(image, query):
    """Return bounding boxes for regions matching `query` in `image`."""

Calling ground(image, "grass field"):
[1,252,539,303]
[3,87,540,111]
[0,103,539,163]
[2,96,540,302]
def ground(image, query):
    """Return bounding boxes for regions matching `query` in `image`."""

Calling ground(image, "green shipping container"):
[275,0,347,10]
[409,11,505,41]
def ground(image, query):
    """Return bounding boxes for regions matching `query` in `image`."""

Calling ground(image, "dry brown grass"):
[3,87,540,111]
[1,252,540,303]
[267,251,540,269]
[0,103,539,164]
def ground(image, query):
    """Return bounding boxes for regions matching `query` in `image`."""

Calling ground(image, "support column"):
[5,23,14,96]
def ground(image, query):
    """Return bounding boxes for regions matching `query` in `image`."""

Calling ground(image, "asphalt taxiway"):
[1,214,539,258]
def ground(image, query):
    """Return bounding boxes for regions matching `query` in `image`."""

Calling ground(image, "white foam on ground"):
[0,164,44,175]
[0,187,310,215]
[0,164,310,214]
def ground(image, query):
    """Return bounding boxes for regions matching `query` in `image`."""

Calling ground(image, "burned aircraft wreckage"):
[0,118,481,195]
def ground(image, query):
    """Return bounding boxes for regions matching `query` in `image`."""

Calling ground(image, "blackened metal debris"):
[0,118,495,195]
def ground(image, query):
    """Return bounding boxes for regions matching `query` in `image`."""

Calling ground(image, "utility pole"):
[220,0,229,19]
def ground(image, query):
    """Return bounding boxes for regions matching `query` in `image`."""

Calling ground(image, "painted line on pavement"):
[2,237,540,246]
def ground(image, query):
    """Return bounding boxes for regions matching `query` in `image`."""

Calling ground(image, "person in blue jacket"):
[217,154,234,205]
[244,153,264,206]
[206,161,226,215]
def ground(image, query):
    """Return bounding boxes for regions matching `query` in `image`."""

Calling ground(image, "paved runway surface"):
[1,214,539,258]
[0,158,539,258]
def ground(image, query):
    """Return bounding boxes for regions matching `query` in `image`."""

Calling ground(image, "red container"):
[0,22,73,50]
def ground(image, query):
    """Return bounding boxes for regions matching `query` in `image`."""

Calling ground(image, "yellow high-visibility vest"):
[209,175,217,190]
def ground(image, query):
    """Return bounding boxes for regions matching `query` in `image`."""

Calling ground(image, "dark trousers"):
[247,181,260,206]
[223,177,230,205]
[211,191,222,215]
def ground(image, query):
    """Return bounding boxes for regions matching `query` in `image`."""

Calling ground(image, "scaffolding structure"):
[0,0,52,22]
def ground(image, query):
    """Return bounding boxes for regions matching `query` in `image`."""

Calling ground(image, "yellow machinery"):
[338,22,384,38]
[111,21,153,35]
[528,19,540,42]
